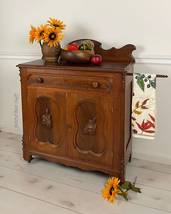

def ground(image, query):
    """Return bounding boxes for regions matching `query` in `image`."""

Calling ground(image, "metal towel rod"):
[127,73,168,78]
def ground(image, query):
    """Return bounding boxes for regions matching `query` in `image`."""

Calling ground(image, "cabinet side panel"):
[125,67,133,165]
[111,68,132,182]
[19,68,32,161]
[125,76,132,148]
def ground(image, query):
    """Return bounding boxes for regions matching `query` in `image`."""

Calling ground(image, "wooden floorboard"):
[129,158,171,174]
[0,132,170,214]
[0,186,79,214]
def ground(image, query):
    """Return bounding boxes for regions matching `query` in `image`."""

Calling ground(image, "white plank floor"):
[0,131,171,214]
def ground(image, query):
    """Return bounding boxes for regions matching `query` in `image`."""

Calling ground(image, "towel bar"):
[127,73,168,78]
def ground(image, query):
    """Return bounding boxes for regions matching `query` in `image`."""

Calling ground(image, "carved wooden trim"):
[70,39,136,63]
[83,116,96,135]
[41,107,52,128]
[74,100,105,157]
[32,95,64,147]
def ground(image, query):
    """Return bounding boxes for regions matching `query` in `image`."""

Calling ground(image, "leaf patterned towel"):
[132,73,156,139]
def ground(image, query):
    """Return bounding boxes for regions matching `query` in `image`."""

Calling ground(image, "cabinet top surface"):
[17,59,132,73]
[17,40,135,73]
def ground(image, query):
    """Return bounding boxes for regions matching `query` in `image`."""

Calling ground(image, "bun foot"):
[23,154,33,163]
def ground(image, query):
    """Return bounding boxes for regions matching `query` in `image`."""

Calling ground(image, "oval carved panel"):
[34,95,65,147]
[75,100,105,156]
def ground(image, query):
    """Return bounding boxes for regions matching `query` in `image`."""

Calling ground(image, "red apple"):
[90,54,102,65]
[67,43,79,51]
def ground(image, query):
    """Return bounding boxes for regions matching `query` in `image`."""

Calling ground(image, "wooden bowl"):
[60,50,94,63]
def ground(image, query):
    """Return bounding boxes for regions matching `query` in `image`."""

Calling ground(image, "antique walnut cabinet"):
[18,40,136,182]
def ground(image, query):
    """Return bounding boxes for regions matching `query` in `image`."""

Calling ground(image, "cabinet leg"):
[23,153,33,163]
[120,174,125,184]
[129,153,132,163]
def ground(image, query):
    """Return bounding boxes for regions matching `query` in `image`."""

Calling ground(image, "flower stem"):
[118,186,128,201]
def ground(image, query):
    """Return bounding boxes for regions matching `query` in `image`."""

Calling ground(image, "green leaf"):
[130,184,141,193]
[135,101,140,108]
[133,110,142,115]
[122,192,128,201]
[121,181,131,190]
[142,99,149,105]
[137,78,145,91]
[135,73,141,77]
[141,106,148,109]
[132,116,136,121]
[149,80,156,89]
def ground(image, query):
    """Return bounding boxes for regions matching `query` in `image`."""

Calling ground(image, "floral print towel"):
[132,73,156,139]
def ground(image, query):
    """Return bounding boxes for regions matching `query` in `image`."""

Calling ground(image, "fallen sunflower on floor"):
[102,177,141,203]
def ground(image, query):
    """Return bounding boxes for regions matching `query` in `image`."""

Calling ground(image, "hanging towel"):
[132,73,156,139]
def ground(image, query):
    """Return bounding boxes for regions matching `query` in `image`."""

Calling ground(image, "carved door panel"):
[27,87,66,156]
[67,91,114,168]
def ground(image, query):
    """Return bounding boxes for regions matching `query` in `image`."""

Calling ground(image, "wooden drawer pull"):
[91,81,99,88]
[36,77,44,83]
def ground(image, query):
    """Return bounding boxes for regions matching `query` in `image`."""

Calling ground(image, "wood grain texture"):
[0,187,75,214]
[0,163,170,214]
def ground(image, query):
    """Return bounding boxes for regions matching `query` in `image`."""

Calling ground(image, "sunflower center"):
[109,187,115,195]
[54,24,60,27]
[49,33,56,40]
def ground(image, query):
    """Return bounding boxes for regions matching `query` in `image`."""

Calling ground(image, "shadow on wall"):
[63,25,93,45]
[133,45,144,59]
[64,24,145,52]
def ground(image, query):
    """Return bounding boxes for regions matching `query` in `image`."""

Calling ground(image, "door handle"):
[91,81,99,88]
[36,77,44,83]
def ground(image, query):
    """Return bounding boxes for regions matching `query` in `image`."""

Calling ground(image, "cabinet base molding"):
[28,150,121,177]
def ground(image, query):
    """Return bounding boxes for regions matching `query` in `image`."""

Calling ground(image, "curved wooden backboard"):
[70,39,136,63]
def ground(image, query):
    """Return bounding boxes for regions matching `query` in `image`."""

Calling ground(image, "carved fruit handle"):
[41,108,52,128]
[83,117,96,135]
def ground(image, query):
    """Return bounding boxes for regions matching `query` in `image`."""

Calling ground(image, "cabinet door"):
[67,91,114,168]
[27,87,66,156]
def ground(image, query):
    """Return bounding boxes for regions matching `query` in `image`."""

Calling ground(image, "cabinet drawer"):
[27,74,113,92]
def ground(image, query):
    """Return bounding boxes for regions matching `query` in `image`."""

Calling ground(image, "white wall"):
[0,0,171,164]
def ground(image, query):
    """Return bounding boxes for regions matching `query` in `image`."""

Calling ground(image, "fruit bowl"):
[60,49,94,64]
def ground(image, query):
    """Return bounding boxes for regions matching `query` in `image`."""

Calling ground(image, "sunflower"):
[35,24,48,42]
[44,28,63,47]
[102,177,120,203]
[48,18,65,30]
[29,25,37,43]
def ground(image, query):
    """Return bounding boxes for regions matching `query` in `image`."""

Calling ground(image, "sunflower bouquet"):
[29,18,65,47]
[102,177,141,203]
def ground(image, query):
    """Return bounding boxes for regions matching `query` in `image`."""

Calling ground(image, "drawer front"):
[27,74,113,92]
